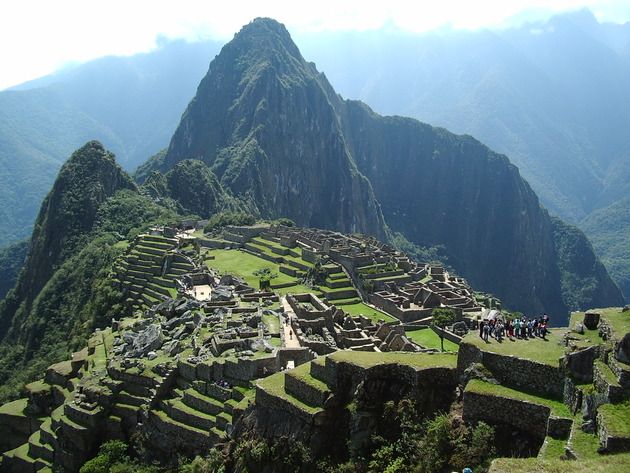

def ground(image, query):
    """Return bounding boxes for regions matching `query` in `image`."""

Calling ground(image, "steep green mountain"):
[0,240,28,299]
[0,39,221,248]
[140,18,623,321]
[0,141,184,399]
[0,18,624,402]
[10,141,136,309]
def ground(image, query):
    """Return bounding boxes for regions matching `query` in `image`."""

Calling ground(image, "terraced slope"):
[114,234,191,309]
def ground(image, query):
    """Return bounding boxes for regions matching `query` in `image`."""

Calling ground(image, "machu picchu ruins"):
[1,223,629,472]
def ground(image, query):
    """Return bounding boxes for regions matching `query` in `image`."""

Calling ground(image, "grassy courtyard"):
[406,327,459,351]
[463,326,567,366]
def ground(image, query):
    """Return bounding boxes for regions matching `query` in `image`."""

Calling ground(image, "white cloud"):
[1,0,628,90]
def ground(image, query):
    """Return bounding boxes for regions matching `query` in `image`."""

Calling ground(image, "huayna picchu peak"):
[0,16,628,473]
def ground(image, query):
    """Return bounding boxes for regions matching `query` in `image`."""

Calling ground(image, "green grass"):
[204,249,296,289]
[280,252,313,265]
[595,360,621,386]
[540,436,568,459]
[489,454,630,473]
[262,313,280,333]
[466,379,571,417]
[463,328,566,366]
[256,372,322,414]
[0,397,28,416]
[113,240,131,250]
[328,350,457,369]
[278,284,323,297]
[340,302,397,322]
[25,379,51,394]
[571,423,603,459]
[406,328,459,351]
[290,362,329,392]
[598,401,630,436]
[568,311,605,346]
[596,307,630,338]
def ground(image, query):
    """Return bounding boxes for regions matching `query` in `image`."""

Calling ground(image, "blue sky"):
[2,0,629,90]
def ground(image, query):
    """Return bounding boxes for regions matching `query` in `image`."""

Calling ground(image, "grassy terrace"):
[204,249,295,289]
[598,401,630,437]
[567,311,605,348]
[463,327,567,366]
[328,350,457,369]
[262,312,280,333]
[406,328,459,351]
[489,454,630,473]
[601,307,630,334]
[289,362,329,393]
[0,398,29,416]
[466,379,571,417]
[571,424,604,459]
[593,307,630,338]
[256,372,322,414]
[333,302,396,322]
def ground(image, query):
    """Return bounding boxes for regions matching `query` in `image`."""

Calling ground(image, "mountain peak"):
[223,17,309,78]
[17,141,136,304]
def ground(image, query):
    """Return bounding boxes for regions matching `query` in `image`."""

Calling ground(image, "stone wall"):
[430,325,463,346]
[255,383,318,424]
[277,348,315,370]
[547,416,573,439]
[284,372,330,407]
[597,406,630,453]
[457,342,565,396]
[462,389,550,443]
[225,225,267,239]
[368,293,431,322]
[224,356,277,381]
[325,355,458,402]
[594,360,625,402]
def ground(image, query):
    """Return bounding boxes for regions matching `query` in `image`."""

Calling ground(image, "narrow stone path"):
[281,297,301,348]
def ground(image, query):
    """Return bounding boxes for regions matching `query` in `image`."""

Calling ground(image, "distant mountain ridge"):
[138,17,624,321]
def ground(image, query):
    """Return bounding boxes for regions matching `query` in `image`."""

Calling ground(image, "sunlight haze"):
[1,0,629,90]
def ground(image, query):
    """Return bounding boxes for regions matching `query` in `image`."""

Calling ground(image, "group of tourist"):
[479,314,550,342]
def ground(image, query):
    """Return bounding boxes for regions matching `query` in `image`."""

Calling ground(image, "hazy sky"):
[2,0,629,90]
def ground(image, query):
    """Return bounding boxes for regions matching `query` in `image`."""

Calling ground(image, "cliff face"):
[139,17,624,321]
[341,101,567,317]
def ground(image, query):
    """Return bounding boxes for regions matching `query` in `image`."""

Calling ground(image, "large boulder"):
[130,324,164,357]
[212,285,232,302]
[564,345,597,382]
